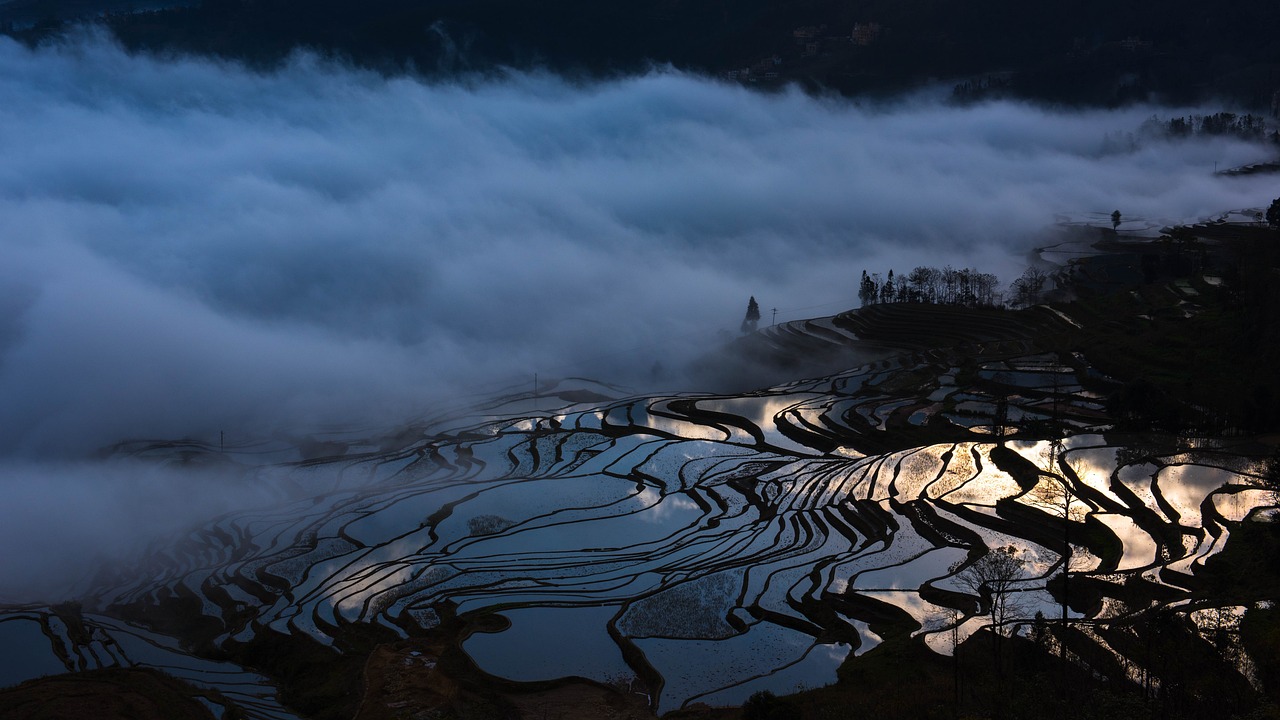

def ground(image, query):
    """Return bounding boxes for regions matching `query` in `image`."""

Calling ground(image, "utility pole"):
[771,308,778,326]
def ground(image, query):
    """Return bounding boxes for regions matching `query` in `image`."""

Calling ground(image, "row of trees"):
[859,266,1003,308]
[857,265,1052,309]
[741,262,1052,336]
[1140,112,1280,143]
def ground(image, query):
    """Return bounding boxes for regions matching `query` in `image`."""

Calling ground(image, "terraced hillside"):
[3,326,1276,718]
[712,302,1078,390]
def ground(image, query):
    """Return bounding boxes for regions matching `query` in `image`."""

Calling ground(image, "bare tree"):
[951,545,1028,636]
[907,265,939,303]
[1029,456,1091,619]
[1263,448,1280,514]
[950,544,1028,688]
[992,394,1010,445]
[1029,451,1095,715]
[1009,266,1048,307]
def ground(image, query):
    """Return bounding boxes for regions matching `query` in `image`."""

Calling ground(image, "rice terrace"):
[4,5,1280,714]
[4,210,1280,719]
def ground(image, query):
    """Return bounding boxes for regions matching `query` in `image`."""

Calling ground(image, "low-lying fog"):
[0,31,1275,600]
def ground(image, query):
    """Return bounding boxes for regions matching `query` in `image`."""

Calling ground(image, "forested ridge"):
[6,0,1280,105]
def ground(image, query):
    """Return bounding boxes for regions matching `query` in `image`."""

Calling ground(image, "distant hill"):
[7,0,1280,106]
[0,0,189,26]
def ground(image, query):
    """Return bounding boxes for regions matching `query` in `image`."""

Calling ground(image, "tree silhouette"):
[953,546,1027,633]
[1010,266,1048,307]
[950,545,1028,682]
[742,690,799,719]
[858,270,877,306]
[741,296,761,333]
[1111,209,1122,230]
[1267,198,1280,228]
[993,394,1010,444]
[1029,448,1092,711]
[880,269,896,304]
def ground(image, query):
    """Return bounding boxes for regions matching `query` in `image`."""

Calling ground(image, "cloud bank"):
[3,32,1279,601]
[0,456,286,601]
[0,33,1276,459]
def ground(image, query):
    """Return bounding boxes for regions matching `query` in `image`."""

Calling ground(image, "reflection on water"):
[463,605,632,683]
[0,617,68,688]
[0,609,298,720]
[46,362,1280,711]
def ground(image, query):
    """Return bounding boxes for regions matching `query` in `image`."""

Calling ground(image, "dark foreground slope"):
[0,667,229,720]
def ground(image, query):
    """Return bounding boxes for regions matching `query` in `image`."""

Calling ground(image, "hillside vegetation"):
[6,0,1280,106]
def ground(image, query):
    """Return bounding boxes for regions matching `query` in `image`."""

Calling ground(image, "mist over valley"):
[2,26,1280,720]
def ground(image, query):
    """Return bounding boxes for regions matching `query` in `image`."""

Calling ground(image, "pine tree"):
[880,269,895,304]
[858,270,877,306]
[741,296,761,333]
